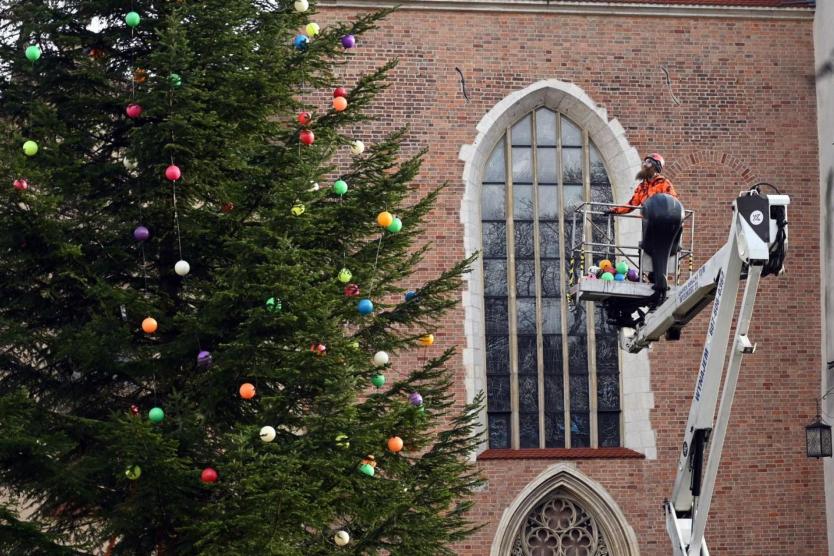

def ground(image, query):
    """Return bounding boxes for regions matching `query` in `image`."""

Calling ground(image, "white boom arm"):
[658,190,789,556]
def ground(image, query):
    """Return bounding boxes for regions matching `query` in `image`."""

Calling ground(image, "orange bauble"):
[141,317,158,334]
[239,383,256,399]
[133,68,148,84]
[332,96,348,112]
[387,436,403,453]
[376,211,393,228]
[599,259,613,271]
[418,334,434,347]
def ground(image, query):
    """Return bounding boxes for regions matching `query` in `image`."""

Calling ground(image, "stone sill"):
[478,447,645,460]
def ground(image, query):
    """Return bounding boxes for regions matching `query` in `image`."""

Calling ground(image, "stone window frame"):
[459,79,657,459]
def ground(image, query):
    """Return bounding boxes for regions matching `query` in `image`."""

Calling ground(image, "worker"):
[607,153,677,215]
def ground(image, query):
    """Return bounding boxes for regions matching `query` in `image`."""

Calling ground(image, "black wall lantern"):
[805,416,832,459]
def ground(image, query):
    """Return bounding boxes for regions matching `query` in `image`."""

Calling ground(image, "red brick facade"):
[319,6,826,554]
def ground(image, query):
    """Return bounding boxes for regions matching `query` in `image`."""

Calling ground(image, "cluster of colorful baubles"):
[587,259,640,282]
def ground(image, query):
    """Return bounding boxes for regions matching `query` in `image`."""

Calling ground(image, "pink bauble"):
[165,165,181,181]
[200,467,218,484]
[126,103,143,118]
[13,179,28,190]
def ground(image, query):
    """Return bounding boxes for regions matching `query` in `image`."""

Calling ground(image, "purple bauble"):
[133,226,150,242]
[197,350,213,368]
[340,34,356,48]
[626,268,639,282]
[409,392,423,406]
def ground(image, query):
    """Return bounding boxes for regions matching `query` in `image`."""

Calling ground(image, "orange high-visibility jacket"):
[611,175,678,214]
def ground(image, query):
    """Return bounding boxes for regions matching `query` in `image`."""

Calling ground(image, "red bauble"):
[130,404,140,416]
[201,467,218,483]
[310,343,326,356]
[299,130,315,145]
[221,202,235,214]
[13,179,28,191]
[297,111,312,126]
[333,87,347,98]
[344,283,360,297]
[165,165,181,181]
[126,103,143,119]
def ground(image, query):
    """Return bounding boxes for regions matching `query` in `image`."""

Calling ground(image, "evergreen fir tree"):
[0,2,483,554]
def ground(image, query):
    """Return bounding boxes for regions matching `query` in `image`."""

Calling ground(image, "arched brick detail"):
[665,150,758,185]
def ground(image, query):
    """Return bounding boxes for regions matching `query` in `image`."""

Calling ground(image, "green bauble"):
[332,179,348,196]
[22,140,38,156]
[148,407,164,423]
[359,463,375,477]
[338,268,352,283]
[25,45,41,62]
[386,217,402,233]
[615,261,628,275]
[169,73,182,87]
[371,374,385,388]
[335,433,350,449]
[125,465,142,480]
[600,272,614,282]
[266,297,282,312]
[125,11,141,27]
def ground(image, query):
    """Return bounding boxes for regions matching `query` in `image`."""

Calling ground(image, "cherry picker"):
[570,186,789,556]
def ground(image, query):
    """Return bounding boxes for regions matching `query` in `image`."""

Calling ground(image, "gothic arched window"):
[482,108,621,449]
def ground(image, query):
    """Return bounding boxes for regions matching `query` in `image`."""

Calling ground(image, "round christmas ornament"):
[297,111,312,126]
[133,226,150,241]
[200,467,218,484]
[371,374,385,388]
[309,182,320,192]
[615,261,629,275]
[335,433,350,448]
[25,45,41,62]
[133,68,148,84]
[13,179,28,191]
[293,34,308,50]
[169,73,182,87]
[266,297,282,312]
[299,129,315,145]
[259,426,276,442]
[387,436,403,453]
[221,202,235,213]
[239,383,256,400]
[344,283,360,297]
[334,530,350,547]
[404,290,417,302]
[357,298,374,315]
[418,334,434,347]
[350,140,365,155]
[586,273,597,280]
[598,259,612,271]
[600,272,614,282]
[125,465,142,480]
[310,343,326,356]
[363,455,377,468]
[148,407,164,423]
[359,463,375,477]
[141,317,158,334]
[87,47,105,60]
[174,260,190,276]
[341,34,356,48]
[349,340,360,350]
[332,179,348,195]
[22,141,38,156]
[409,392,423,406]
[165,165,181,181]
[291,202,305,216]
[125,11,141,27]
[294,0,309,11]
[197,350,213,368]
[626,268,639,282]
[333,87,348,98]
[338,268,352,283]
[588,265,600,277]
[126,104,143,119]
[373,351,389,366]
[123,157,138,172]
[376,211,393,228]
[386,217,402,233]
[332,97,348,112]
[614,273,626,282]
[306,22,320,37]
[130,404,140,416]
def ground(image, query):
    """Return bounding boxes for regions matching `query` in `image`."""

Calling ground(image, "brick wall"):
[317,7,826,554]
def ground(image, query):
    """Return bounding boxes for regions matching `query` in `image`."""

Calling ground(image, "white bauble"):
[259,426,276,443]
[174,260,190,276]
[334,530,350,546]
[373,351,389,366]
[309,182,320,192]
[349,140,365,156]
[123,157,138,171]
[294,0,309,11]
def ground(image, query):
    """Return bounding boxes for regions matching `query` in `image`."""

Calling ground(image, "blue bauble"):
[357,298,374,315]
[614,273,626,281]
[404,290,417,302]
[293,34,309,50]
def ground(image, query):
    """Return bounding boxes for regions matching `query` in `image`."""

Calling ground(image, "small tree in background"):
[0,1,482,554]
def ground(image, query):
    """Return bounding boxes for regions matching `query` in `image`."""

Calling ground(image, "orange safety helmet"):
[645,153,665,173]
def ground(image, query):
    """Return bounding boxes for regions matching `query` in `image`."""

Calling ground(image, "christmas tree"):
[0,2,483,554]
